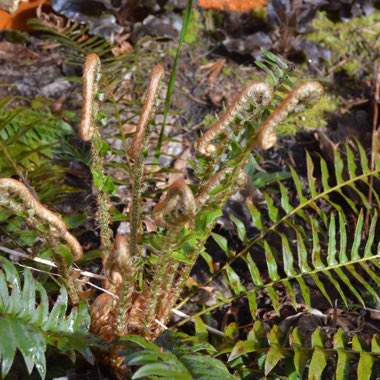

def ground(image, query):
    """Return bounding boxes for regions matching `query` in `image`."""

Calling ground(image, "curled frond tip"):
[258,81,324,150]
[129,64,165,160]
[197,81,273,156]
[80,53,102,141]
[153,179,195,228]
[0,178,83,260]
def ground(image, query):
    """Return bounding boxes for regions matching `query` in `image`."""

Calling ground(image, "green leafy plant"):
[0,97,78,201]
[121,331,234,380]
[175,140,380,378]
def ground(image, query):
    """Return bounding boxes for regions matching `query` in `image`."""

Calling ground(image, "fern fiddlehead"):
[0,178,82,260]
[129,64,165,258]
[80,53,113,262]
[80,53,101,142]
[196,82,273,156]
[0,178,82,304]
[152,179,196,227]
[258,81,324,149]
[145,179,196,333]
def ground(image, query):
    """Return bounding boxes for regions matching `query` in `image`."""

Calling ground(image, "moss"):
[184,8,202,45]
[276,95,340,136]
[305,10,380,78]
[251,7,267,22]
[202,113,218,128]
[222,66,233,76]
[342,60,360,77]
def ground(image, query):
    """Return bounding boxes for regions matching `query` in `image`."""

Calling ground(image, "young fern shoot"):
[196,81,273,156]
[0,178,82,304]
[80,53,113,261]
[145,179,196,331]
[129,64,164,258]
[258,81,324,149]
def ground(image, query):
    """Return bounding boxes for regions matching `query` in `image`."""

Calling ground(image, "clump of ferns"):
[0,50,323,376]
[83,50,322,345]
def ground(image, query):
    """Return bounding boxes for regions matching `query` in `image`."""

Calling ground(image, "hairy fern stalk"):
[2,46,378,379]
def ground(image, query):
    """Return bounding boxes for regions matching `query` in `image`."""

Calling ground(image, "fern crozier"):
[258,81,324,150]
[80,53,101,141]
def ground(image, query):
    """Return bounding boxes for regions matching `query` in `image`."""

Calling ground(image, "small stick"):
[0,245,103,280]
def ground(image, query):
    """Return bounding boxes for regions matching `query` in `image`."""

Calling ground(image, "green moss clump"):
[222,66,233,76]
[305,11,380,78]
[202,113,218,128]
[184,8,202,45]
[276,95,340,136]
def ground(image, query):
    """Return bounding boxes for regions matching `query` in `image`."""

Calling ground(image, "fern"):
[228,322,380,379]
[0,43,345,378]
[175,139,380,377]
[121,331,235,380]
[0,98,73,172]
[0,256,99,379]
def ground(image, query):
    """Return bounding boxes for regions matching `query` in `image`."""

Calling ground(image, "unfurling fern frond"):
[0,256,99,379]
[120,331,235,380]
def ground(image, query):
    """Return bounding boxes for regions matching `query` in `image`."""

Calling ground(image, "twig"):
[0,245,104,281]
[171,308,225,337]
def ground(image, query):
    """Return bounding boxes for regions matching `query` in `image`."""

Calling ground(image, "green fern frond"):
[0,256,99,379]
[191,140,380,313]
[255,48,295,89]
[0,102,73,177]
[228,322,380,379]
[121,331,235,380]
[172,138,380,377]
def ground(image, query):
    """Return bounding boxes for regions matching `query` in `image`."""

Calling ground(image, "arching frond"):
[192,141,380,312]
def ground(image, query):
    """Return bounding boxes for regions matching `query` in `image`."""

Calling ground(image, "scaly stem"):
[0,178,83,304]
[144,180,196,332]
